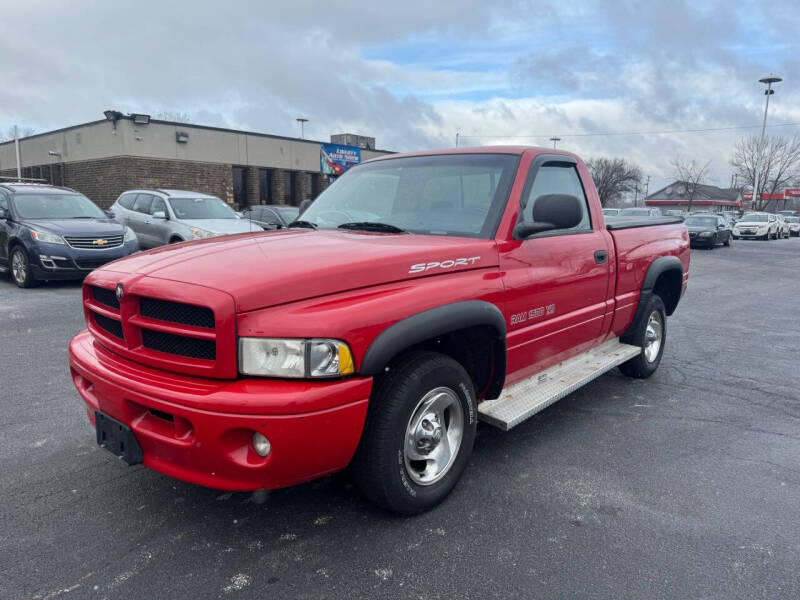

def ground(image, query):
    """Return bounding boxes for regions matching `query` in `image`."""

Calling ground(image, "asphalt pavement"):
[2,238,800,600]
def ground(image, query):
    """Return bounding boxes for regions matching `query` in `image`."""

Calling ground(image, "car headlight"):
[30,230,65,244]
[123,226,137,243]
[189,227,215,239]
[239,338,355,378]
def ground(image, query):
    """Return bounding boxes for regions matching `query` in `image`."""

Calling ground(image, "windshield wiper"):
[337,222,406,233]
[288,220,318,229]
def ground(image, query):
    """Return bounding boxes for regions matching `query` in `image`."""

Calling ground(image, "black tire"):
[10,246,37,288]
[619,294,666,379]
[352,351,478,515]
[169,237,183,244]
[724,233,732,246]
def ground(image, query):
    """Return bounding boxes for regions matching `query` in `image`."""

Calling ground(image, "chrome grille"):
[64,235,124,249]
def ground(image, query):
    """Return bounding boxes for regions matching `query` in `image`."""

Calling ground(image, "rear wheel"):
[352,351,477,515]
[620,294,666,379]
[11,247,37,288]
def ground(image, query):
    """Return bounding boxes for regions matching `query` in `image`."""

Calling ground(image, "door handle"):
[594,250,608,264]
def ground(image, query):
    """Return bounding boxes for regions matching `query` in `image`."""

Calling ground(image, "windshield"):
[685,216,717,227]
[619,208,650,216]
[12,193,105,219]
[786,217,799,223]
[169,197,236,220]
[274,206,300,222]
[298,153,519,237]
[739,213,767,223]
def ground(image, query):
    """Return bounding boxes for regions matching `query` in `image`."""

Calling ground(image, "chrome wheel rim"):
[11,251,26,285]
[643,311,663,363]
[404,387,464,486]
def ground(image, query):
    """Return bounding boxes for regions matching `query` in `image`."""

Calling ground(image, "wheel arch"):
[360,300,507,400]
[623,256,683,340]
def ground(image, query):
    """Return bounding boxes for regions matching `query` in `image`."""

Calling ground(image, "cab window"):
[521,163,592,233]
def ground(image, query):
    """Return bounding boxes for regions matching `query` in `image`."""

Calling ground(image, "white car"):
[732,212,778,240]
[775,214,790,239]
[110,189,264,249]
[786,216,800,237]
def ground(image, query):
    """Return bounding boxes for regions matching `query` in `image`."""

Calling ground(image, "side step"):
[478,338,641,431]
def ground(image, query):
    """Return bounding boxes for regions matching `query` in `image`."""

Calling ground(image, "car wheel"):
[10,246,37,288]
[620,294,666,379]
[352,351,477,515]
[169,237,183,244]
[724,233,732,246]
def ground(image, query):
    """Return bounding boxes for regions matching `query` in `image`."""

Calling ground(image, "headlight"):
[190,227,215,239]
[239,338,355,378]
[30,230,64,244]
[123,226,137,243]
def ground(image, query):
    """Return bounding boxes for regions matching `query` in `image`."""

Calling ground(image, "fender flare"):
[360,301,507,394]
[624,256,684,339]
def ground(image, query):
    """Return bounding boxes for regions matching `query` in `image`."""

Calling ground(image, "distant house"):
[645,181,743,213]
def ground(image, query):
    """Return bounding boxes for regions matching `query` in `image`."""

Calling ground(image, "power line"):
[457,122,800,140]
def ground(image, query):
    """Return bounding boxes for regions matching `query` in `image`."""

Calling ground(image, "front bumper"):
[30,240,139,280]
[69,330,371,491]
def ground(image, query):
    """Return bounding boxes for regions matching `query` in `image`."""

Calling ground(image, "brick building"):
[0,115,391,209]
[644,181,743,214]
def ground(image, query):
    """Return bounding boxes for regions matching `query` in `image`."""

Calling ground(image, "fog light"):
[252,432,271,457]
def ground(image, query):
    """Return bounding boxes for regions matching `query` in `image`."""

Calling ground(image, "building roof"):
[645,180,743,207]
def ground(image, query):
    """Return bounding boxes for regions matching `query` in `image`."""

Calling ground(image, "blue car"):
[0,182,139,288]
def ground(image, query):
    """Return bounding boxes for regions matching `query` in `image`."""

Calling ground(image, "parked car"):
[240,204,300,229]
[684,214,732,248]
[664,209,684,217]
[70,146,690,515]
[602,207,620,217]
[0,182,138,288]
[732,212,778,240]
[110,189,263,248]
[618,207,662,217]
[775,214,790,239]
[785,216,800,237]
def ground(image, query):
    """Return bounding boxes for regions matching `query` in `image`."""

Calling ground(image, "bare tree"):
[671,157,711,212]
[0,125,36,142]
[155,111,193,123]
[586,157,643,207]
[731,135,800,211]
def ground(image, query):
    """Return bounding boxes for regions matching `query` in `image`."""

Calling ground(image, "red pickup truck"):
[69,147,690,514]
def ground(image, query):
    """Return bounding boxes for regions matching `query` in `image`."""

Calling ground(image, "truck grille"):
[64,235,124,249]
[140,298,214,329]
[83,280,231,377]
[77,258,114,270]
[142,329,216,360]
[94,313,124,339]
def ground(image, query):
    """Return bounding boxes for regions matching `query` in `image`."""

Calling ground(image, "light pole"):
[752,74,781,210]
[550,136,561,149]
[296,117,309,139]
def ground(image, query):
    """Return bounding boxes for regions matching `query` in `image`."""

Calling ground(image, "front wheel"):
[352,351,477,515]
[11,247,37,288]
[619,294,666,379]
[724,233,732,246]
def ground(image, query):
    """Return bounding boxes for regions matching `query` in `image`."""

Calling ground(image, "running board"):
[478,338,641,431]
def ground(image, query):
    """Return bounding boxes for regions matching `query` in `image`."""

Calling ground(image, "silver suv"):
[110,189,262,248]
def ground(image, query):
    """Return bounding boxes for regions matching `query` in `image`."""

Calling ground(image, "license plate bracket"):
[95,411,143,465]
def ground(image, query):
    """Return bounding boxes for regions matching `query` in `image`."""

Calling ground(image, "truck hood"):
[98,229,499,312]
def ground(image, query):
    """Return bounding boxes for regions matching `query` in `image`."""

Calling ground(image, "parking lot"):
[2,239,799,600]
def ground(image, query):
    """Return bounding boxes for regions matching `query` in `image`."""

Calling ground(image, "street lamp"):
[296,117,309,139]
[550,136,561,149]
[752,74,782,209]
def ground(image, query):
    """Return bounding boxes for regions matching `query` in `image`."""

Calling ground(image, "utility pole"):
[455,132,459,147]
[549,136,561,149]
[296,117,309,139]
[634,181,640,207]
[14,125,21,179]
[644,175,650,200]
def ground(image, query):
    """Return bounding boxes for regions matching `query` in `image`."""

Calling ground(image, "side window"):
[118,194,135,209]
[0,193,8,212]
[521,164,592,232]
[150,197,167,215]
[132,194,153,214]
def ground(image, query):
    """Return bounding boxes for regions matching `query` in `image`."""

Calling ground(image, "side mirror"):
[105,209,115,219]
[0,207,8,220]
[152,211,168,220]
[514,194,583,239]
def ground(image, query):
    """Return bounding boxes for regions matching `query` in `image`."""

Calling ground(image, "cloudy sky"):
[1,0,798,191]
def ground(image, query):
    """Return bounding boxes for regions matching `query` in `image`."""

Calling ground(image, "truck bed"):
[605,216,684,230]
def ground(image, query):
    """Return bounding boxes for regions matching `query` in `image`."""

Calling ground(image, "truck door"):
[500,158,612,381]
